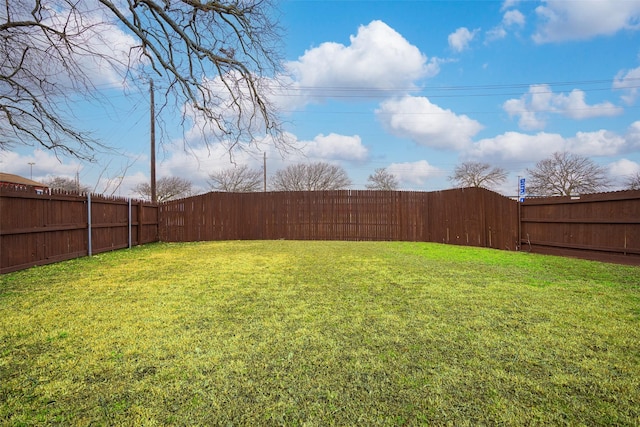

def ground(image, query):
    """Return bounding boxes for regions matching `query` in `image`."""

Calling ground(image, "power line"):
[280,104,639,116]
[91,76,640,98]
[273,76,640,94]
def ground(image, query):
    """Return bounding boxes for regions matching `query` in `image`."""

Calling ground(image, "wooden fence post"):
[137,200,144,246]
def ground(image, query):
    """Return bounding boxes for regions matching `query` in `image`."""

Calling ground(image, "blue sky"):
[2,0,640,197]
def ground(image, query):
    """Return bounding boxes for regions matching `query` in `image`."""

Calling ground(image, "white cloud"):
[194,21,442,116]
[155,140,280,194]
[503,10,526,27]
[486,9,525,43]
[376,96,483,151]
[150,120,640,194]
[557,91,622,119]
[448,27,480,52]
[486,26,508,42]
[608,158,640,180]
[304,134,368,162]
[74,14,140,87]
[175,21,438,146]
[98,171,148,199]
[501,0,522,11]
[503,84,623,130]
[470,131,567,162]
[624,120,640,147]
[570,130,627,156]
[286,20,439,100]
[503,98,546,130]
[155,131,369,191]
[179,71,290,152]
[533,0,640,43]
[4,131,366,197]
[613,66,640,104]
[268,75,311,111]
[469,122,640,163]
[387,160,442,187]
[159,145,240,182]
[0,149,82,182]
[0,148,156,197]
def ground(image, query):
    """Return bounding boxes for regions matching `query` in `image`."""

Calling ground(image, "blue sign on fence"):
[519,178,526,202]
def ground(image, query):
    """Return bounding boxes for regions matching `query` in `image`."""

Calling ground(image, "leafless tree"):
[271,162,352,191]
[133,176,193,202]
[449,161,507,190]
[1,1,285,160]
[43,176,91,194]
[93,155,138,195]
[208,164,262,192]
[366,168,398,190]
[624,171,640,190]
[526,151,609,196]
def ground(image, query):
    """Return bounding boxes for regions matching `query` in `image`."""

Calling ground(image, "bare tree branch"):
[526,151,610,196]
[208,164,262,192]
[1,1,286,160]
[366,168,399,190]
[133,176,194,202]
[43,175,91,194]
[448,161,507,190]
[271,162,352,191]
[623,171,640,190]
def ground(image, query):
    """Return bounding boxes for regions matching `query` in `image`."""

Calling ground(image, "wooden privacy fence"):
[3,186,639,273]
[159,187,640,264]
[160,187,520,249]
[520,190,640,264]
[0,187,158,273]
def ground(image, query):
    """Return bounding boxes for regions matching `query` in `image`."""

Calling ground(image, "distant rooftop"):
[0,172,49,188]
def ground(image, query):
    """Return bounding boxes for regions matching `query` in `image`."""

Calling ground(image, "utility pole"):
[150,79,157,204]
[28,162,35,180]
[263,152,267,192]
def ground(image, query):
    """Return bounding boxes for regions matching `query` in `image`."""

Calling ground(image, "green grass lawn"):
[1,241,639,426]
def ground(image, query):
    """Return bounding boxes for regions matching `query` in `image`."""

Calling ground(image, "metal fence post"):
[128,198,132,249]
[87,193,92,256]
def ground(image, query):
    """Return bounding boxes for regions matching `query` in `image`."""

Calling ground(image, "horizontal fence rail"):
[0,187,158,273]
[520,190,640,264]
